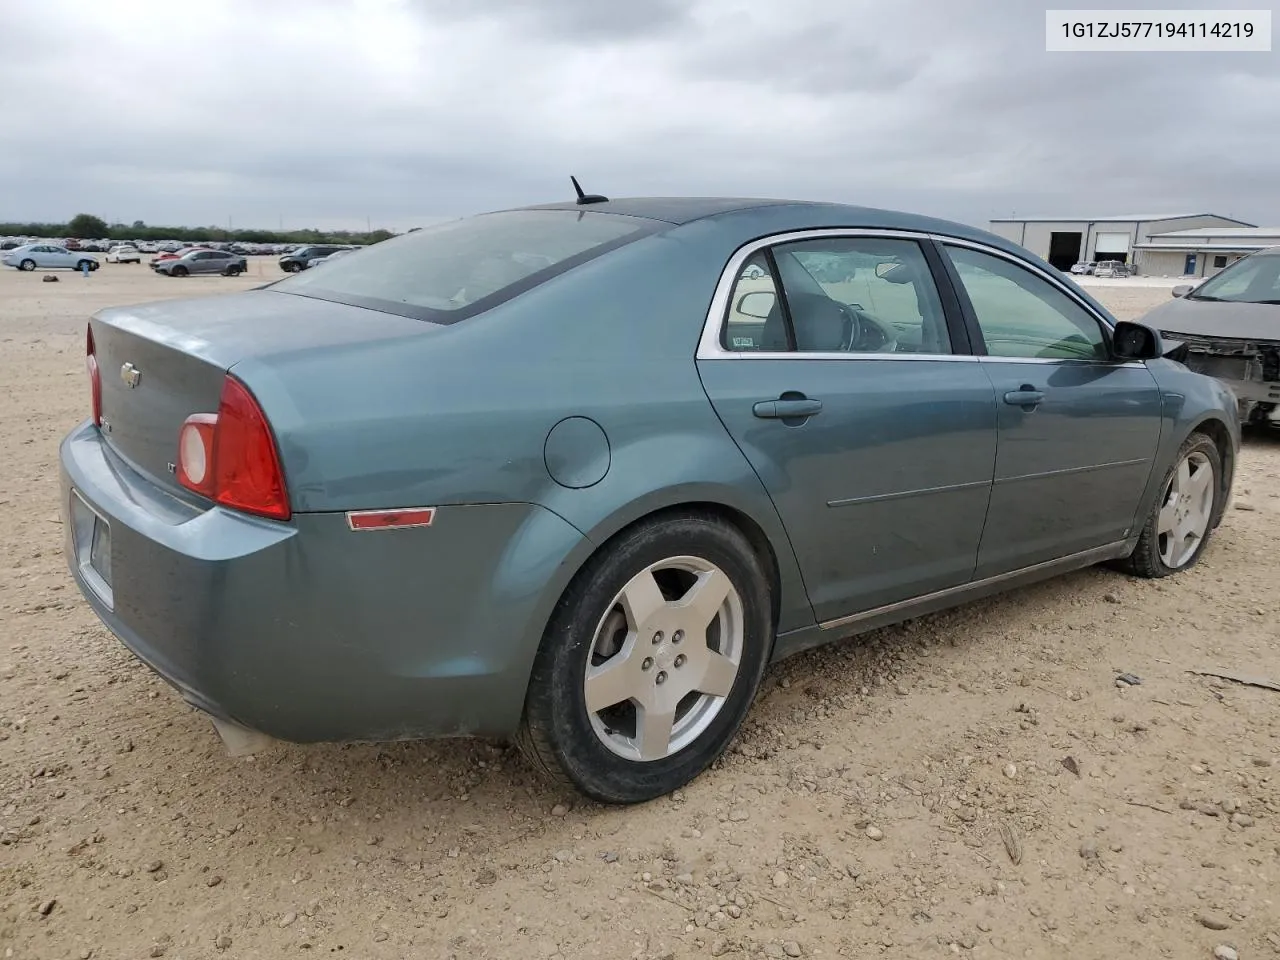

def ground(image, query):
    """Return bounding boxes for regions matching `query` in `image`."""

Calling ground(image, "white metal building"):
[987,214,1254,272]
[1131,226,1280,278]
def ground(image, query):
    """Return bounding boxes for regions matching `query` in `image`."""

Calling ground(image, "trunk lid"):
[91,289,433,493]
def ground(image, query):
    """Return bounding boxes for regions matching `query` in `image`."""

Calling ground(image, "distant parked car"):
[149,249,193,267]
[1070,261,1098,275]
[2,243,99,271]
[305,247,359,268]
[152,249,247,277]
[279,245,354,272]
[1094,261,1129,278]
[106,246,142,264]
[1138,246,1280,424]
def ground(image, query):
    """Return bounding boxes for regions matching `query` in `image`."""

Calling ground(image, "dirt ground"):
[1,262,1277,960]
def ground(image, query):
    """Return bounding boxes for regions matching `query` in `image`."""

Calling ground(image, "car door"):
[48,246,75,268]
[697,231,998,625]
[938,241,1163,578]
[189,252,215,274]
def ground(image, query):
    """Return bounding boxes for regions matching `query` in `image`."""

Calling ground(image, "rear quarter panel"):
[233,221,816,641]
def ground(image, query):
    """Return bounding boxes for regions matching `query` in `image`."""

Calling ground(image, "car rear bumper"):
[59,421,587,744]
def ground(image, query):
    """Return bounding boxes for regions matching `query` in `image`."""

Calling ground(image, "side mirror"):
[875,260,912,283]
[735,290,776,319]
[1112,320,1163,361]
[1171,284,1193,298]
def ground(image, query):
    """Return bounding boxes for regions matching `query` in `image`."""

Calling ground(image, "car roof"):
[511,196,1017,249]
[518,196,800,224]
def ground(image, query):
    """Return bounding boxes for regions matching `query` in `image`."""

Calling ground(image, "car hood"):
[1141,296,1280,342]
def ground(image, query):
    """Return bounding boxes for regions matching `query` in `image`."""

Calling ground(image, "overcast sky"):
[2,0,1277,232]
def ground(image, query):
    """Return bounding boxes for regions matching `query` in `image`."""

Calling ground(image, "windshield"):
[1190,252,1280,304]
[271,209,657,322]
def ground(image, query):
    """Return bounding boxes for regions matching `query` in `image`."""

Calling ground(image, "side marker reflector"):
[346,507,436,531]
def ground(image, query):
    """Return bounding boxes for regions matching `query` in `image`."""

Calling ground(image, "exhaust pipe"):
[209,716,277,758]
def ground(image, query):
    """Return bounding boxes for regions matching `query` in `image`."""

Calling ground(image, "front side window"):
[272,209,656,322]
[721,236,952,354]
[945,245,1108,361]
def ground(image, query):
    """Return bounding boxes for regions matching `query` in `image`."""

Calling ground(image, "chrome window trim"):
[978,356,1145,368]
[696,227,1131,365]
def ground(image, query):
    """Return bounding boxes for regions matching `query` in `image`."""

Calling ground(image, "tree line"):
[0,213,397,246]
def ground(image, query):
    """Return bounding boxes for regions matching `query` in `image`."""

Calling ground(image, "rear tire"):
[517,512,773,804]
[224,265,242,277]
[1120,432,1222,578]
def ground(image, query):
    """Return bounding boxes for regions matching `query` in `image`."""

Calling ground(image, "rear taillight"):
[86,324,102,426]
[176,375,291,521]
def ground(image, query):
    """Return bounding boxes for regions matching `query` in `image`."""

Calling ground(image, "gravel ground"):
[1,262,1277,960]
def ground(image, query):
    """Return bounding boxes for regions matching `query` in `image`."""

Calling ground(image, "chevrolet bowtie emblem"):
[120,362,141,388]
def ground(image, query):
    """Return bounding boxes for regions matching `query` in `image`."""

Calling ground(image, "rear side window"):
[721,236,951,355]
[272,209,657,322]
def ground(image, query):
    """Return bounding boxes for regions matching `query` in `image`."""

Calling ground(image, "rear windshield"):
[271,209,657,322]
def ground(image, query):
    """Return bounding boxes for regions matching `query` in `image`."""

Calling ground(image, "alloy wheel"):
[1156,450,1215,569]
[584,556,744,762]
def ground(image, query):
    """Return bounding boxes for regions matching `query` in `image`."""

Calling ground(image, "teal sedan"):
[59,193,1239,803]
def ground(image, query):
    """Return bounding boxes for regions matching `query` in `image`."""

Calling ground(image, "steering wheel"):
[837,302,899,353]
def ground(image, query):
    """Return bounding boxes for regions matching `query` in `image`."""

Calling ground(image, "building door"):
[1184,253,1197,275]
[1094,231,1131,264]
[1047,232,1083,271]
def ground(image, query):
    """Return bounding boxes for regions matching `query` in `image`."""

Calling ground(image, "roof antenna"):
[571,175,608,205]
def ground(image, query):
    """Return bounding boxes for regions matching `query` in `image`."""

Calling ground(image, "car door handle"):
[1003,387,1045,407]
[753,398,823,419]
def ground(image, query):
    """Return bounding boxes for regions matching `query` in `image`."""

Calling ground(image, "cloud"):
[0,0,1276,231]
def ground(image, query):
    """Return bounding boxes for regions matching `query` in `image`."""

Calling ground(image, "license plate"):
[70,491,114,606]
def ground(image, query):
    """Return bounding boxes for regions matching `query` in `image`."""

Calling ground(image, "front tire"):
[1121,432,1222,578]
[19,259,35,271]
[517,512,773,804]
[169,265,188,277]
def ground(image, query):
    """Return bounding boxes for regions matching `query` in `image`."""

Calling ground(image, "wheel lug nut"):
[674,654,686,668]
[672,630,684,644]
[641,657,654,671]
[656,671,667,685]
[652,631,664,645]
